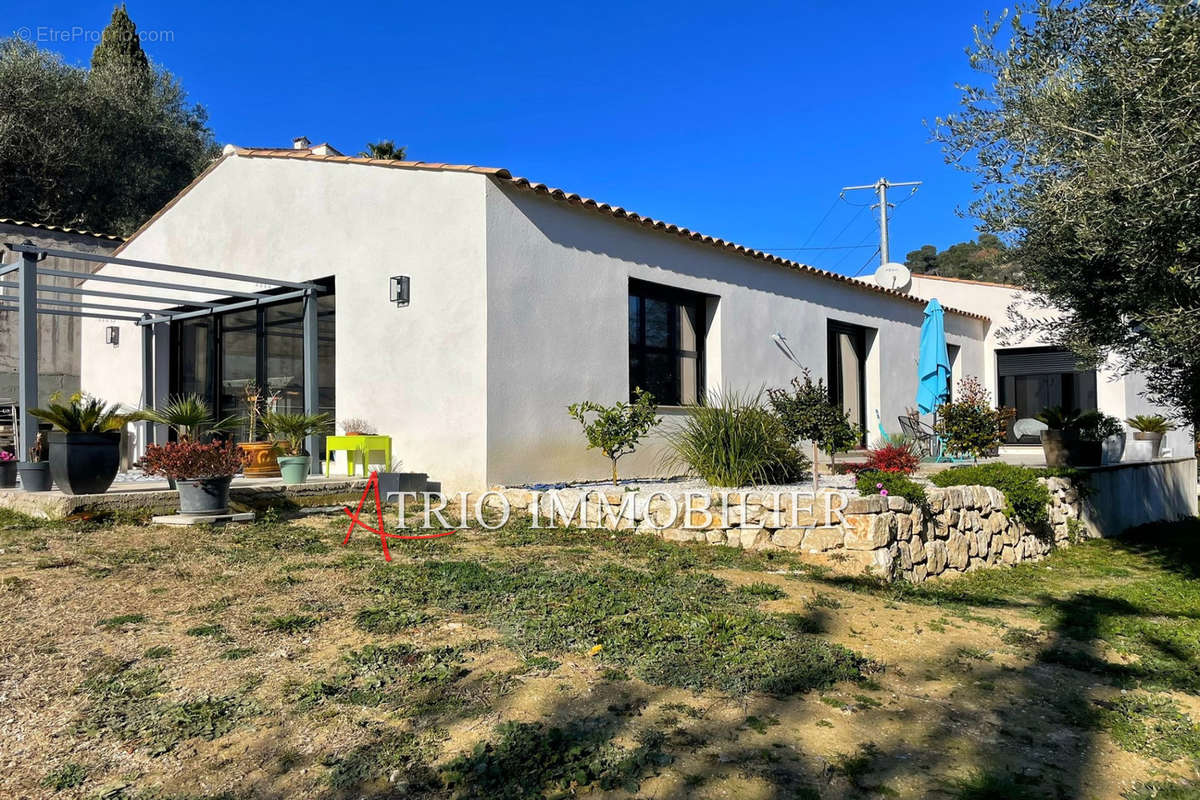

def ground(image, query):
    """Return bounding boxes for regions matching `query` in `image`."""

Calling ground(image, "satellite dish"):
[874,261,912,292]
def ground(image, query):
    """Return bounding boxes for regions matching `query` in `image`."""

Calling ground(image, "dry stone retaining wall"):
[494,476,1088,583]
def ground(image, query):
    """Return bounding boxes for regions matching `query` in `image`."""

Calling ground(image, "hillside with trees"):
[904,234,1021,284]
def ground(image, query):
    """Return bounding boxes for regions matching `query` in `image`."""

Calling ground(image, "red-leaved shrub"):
[140,440,248,480]
[855,441,920,474]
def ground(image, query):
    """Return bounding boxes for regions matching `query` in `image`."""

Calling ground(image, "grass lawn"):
[1,505,1198,799]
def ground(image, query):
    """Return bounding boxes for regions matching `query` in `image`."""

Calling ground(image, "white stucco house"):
[898,272,1192,459]
[75,145,1179,490]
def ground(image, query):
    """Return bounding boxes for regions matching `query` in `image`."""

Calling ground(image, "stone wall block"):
[946,533,970,570]
[926,540,948,573]
[771,528,805,548]
[802,527,845,553]
[845,512,896,549]
[846,495,886,514]
[908,536,927,563]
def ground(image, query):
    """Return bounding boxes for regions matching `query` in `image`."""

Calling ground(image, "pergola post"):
[17,249,39,460]
[303,290,320,474]
[141,317,155,448]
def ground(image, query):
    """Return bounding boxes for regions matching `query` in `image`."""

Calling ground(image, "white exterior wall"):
[79,155,491,490]
[907,274,1191,456]
[483,184,986,486]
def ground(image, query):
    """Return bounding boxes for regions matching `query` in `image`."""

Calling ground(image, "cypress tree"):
[90,5,150,81]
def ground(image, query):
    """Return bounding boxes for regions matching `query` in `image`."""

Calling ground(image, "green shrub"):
[856,470,927,507]
[663,390,809,486]
[567,388,660,485]
[930,463,1051,530]
[768,367,860,469]
[935,377,1007,460]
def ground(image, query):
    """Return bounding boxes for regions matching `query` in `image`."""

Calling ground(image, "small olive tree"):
[767,368,860,493]
[568,388,661,485]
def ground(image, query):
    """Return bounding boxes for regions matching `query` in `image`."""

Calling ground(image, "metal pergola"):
[3,242,329,473]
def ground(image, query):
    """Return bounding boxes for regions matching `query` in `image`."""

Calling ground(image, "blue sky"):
[12,1,999,274]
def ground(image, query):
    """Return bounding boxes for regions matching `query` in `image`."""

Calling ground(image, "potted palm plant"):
[1126,414,1175,458]
[0,450,16,488]
[1034,406,1081,468]
[133,394,241,487]
[17,433,50,492]
[261,411,333,485]
[135,394,241,442]
[30,394,129,495]
[140,440,247,514]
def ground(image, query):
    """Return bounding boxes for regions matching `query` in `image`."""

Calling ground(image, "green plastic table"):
[325,435,392,477]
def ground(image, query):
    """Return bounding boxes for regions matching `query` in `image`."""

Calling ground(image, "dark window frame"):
[827,319,869,447]
[168,277,335,444]
[995,346,1098,445]
[628,279,707,406]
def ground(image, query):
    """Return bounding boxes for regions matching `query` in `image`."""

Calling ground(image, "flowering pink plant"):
[0,451,15,462]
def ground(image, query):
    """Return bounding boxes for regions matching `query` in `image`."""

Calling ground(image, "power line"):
[851,248,883,278]
[797,196,841,248]
[825,204,869,249]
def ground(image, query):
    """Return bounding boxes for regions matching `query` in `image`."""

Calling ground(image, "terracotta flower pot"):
[238,441,280,477]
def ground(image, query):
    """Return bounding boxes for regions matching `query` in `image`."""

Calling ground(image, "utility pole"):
[841,177,921,266]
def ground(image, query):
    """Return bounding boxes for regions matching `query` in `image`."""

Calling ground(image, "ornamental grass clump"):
[140,440,248,481]
[663,389,809,487]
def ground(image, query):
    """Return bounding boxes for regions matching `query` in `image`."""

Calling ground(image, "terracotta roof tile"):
[120,147,991,322]
[911,272,1021,290]
[0,218,124,242]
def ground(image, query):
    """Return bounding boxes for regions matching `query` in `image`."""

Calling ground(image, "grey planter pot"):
[1067,439,1102,467]
[17,462,51,492]
[1133,431,1164,459]
[278,456,310,485]
[1040,429,1072,468]
[48,431,120,495]
[0,461,16,488]
[176,476,233,515]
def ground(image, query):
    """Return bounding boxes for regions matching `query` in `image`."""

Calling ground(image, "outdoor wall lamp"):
[390,275,410,307]
[105,326,120,346]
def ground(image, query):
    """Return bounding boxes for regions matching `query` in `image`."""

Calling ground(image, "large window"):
[997,347,1097,444]
[827,320,869,446]
[170,280,335,448]
[628,279,706,406]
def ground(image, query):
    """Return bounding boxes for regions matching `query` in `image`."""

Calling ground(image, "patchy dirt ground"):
[0,507,1197,799]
